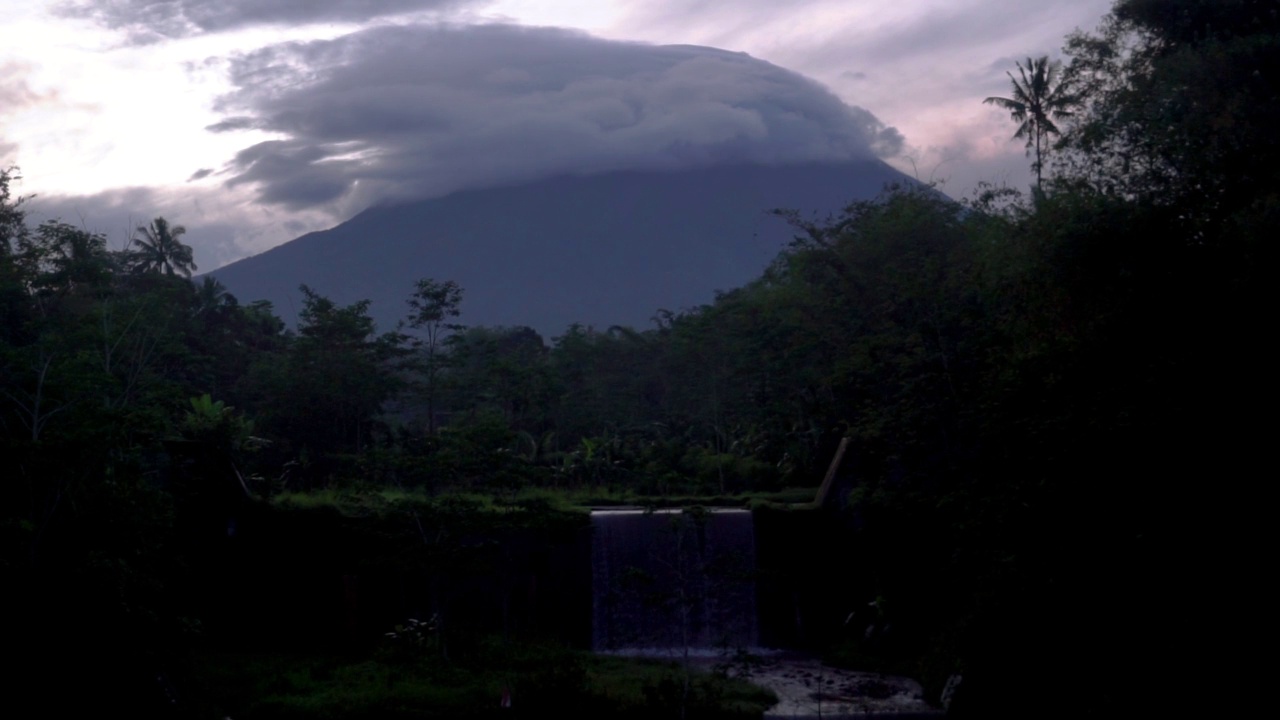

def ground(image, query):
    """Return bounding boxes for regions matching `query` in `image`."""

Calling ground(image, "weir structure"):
[590,508,758,652]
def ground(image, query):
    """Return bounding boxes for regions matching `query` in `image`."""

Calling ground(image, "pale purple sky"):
[0,0,1114,270]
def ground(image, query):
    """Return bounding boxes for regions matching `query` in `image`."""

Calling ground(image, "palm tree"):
[194,276,236,316]
[984,56,1076,187]
[132,216,196,278]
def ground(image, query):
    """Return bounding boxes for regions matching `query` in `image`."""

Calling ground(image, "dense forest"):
[2,0,1273,716]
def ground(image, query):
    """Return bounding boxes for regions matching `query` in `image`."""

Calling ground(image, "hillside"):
[210,160,918,335]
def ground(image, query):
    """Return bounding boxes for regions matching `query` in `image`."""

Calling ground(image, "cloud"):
[54,0,480,44]
[606,0,1114,197]
[617,0,1112,109]
[1,62,62,165]
[0,64,45,112]
[615,0,1111,65]
[207,22,902,212]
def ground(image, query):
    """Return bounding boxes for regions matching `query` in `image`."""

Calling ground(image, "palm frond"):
[983,55,1078,184]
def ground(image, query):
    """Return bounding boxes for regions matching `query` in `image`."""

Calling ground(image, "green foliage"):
[381,615,444,665]
[245,285,405,480]
[1058,0,1279,229]
[592,655,777,720]
[130,216,196,277]
[192,646,773,720]
[444,325,552,430]
[405,278,465,435]
[0,166,24,250]
[406,278,464,331]
[181,393,256,448]
[192,653,493,719]
[13,220,117,304]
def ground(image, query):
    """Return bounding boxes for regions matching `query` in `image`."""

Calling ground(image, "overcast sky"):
[1,0,1114,271]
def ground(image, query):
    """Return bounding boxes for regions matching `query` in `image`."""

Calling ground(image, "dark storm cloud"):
[187,168,214,181]
[209,23,903,211]
[54,0,479,44]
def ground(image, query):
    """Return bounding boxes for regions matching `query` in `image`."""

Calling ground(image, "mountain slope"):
[210,160,918,336]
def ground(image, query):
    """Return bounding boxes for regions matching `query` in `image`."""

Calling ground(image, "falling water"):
[590,508,758,651]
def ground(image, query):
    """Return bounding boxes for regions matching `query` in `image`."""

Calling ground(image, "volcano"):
[210,160,918,337]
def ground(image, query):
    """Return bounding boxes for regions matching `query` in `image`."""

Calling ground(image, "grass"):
[189,645,777,719]
[269,484,822,515]
[588,655,778,717]
[190,652,494,719]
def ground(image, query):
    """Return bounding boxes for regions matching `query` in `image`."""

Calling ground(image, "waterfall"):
[591,508,758,651]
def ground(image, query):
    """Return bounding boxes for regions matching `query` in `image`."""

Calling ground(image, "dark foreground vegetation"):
[2,1,1273,716]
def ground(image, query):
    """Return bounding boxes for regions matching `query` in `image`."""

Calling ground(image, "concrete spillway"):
[590,508,758,651]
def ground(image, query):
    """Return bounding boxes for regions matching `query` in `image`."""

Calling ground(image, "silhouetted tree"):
[984,56,1076,187]
[406,278,464,434]
[131,216,195,277]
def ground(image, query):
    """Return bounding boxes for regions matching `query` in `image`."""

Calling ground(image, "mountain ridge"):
[210,160,921,336]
